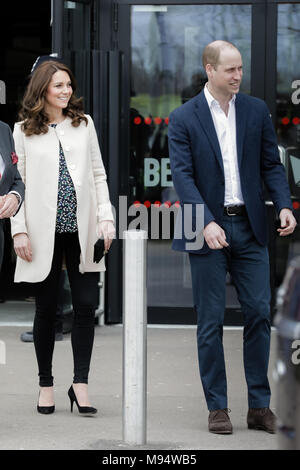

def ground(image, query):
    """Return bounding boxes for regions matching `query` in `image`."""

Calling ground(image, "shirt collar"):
[204,83,236,109]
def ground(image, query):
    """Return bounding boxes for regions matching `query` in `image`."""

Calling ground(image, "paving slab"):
[0,321,280,450]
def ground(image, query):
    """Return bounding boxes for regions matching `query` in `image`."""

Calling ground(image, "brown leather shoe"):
[247,408,276,433]
[208,409,233,434]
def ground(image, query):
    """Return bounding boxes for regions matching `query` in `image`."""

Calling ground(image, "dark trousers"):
[189,214,271,411]
[0,221,4,270]
[33,232,99,387]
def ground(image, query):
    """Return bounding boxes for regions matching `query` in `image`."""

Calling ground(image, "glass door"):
[116,1,258,324]
[52,0,93,112]
[273,2,300,285]
[50,0,298,325]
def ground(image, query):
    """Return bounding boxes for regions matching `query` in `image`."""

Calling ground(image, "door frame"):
[52,0,282,324]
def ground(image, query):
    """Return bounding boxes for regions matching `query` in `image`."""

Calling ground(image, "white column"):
[122,230,147,445]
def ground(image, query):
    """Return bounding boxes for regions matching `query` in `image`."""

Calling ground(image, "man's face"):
[207,48,243,97]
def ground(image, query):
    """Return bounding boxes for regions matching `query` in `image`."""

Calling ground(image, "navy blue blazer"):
[0,121,24,199]
[168,90,293,254]
[0,120,25,266]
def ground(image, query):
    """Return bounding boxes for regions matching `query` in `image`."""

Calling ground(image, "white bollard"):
[122,230,147,445]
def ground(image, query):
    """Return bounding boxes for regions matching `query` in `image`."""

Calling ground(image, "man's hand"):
[0,194,19,219]
[97,220,116,252]
[203,221,229,250]
[277,208,297,237]
[13,233,32,262]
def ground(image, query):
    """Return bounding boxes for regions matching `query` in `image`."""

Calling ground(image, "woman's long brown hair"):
[19,61,88,136]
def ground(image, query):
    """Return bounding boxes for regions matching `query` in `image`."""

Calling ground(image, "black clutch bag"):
[93,239,107,263]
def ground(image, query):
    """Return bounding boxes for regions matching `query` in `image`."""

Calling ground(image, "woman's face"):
[44,70,73,113]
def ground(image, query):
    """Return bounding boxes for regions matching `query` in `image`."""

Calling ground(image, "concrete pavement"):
[0,318,280,450]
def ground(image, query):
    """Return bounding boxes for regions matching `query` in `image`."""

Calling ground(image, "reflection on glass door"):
[275,4,300,286]
[277,4,300,149]
[62,0,92,112]
[130,5,252,315]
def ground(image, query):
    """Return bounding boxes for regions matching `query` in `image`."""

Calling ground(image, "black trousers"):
[33,232,99,387]
[0,220,4,270]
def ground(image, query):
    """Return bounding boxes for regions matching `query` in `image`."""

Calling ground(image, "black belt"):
[224,205,247,216]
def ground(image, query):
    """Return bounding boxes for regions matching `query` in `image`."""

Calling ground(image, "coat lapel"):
[193,91,224,173]
[194,91,247,171]
[235,93,247,168]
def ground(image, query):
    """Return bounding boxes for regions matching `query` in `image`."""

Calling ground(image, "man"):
[0,120,24,269]
[168,40,296,435]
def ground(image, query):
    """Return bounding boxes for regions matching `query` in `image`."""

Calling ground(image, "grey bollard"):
[122,230,147,445]
[274,256,300,449]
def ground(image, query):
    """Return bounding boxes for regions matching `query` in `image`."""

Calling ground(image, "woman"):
[11,61,115,415]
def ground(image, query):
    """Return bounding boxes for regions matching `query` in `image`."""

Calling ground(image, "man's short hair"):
[202,40,238,70]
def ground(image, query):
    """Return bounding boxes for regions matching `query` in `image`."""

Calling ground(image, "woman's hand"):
[97,220,116,252]
[13,233,33,262]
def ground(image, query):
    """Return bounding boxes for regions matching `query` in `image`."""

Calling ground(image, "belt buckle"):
[225,206,236,216]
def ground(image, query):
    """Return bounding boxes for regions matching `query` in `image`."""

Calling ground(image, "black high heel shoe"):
[37,392,55,415]
[68,385,97,416]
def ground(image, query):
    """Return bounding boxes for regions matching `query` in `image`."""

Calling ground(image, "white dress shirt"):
[204,84,244,206]
[0,153,5,179]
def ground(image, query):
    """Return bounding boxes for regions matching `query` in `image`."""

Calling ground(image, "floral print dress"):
[50,124,78,233]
